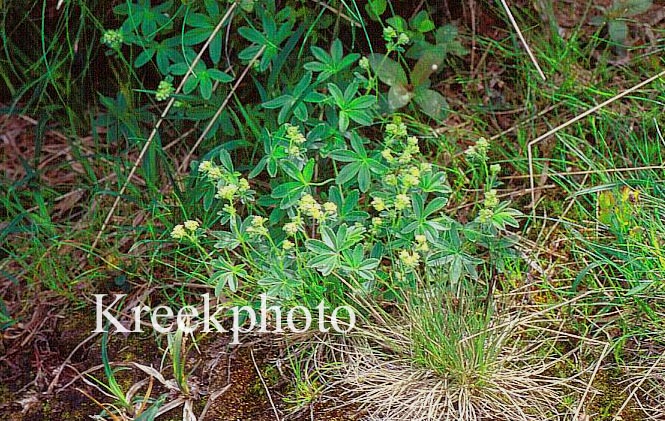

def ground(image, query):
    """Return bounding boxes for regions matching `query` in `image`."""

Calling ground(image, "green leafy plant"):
[368,52,448,120]
[172,120,522,313]
[591,0,653,50]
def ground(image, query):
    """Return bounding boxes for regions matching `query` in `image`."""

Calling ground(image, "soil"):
[0,290,359,420]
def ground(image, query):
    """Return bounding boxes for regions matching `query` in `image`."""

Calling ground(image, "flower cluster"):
[383,26,410,52]
[246,216,268,237]
[399,250,420,269]
[155,79,175,101]
[298,194,337,222]
[483,189,499,209]
[284,124,307,159]
[283,216,303,236]
[171,220,200,240]
[101,29,123,50]
[465,137,490,162]
[198,160,252,207]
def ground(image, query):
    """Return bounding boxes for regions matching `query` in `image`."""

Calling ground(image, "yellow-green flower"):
[207,167,223,180]
[217,184,239,201]
[371,197,386,212]
[372,217,383,227]
[198,160,213,173]
[101,29,123,49]
[155,79,175,101]
[288,145,301,157]
[478,208,494,223]
[298,194,323,219]
[282,240,294,250]
[184,220,199,231]
[323,202,337,215]
[383,26,397,40]
[283,221,299,236]
[247,216,268,236]
[399,250,420,268]
[397,33,410,45]
[171,224,186,240]
[415,234,429,252]
[395,194,411,211]
[402,173,420,188]
[385,121,407,138]
[420,162,433,173]
[238,178,250,192]
[285,123,306,144]
[483,189,499,209]
[223,203,236,216]
[466,137,490,162]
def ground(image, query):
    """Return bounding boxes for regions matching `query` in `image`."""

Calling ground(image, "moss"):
[586,369,641,420]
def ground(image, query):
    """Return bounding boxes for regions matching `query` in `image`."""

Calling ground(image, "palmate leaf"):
[305,224,367,276]
[211,257,247,295]
[331,133,387,192]
[341,244,379,281]
[304,39,359,82]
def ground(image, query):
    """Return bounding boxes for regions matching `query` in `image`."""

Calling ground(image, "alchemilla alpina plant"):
[171,120,523,311]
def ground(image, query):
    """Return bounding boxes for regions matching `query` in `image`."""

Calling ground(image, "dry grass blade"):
[178,45,267,173]
[90,3,238,254]
[527,68,665,214]
[325,286,580,420]
[499,0,546,81]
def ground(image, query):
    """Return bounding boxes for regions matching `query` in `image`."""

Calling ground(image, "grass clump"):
[331,278,573,420]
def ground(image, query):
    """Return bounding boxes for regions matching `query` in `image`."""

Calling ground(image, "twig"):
[90,3,238,254]
[178,45,266,173]
[613,352,665,420]
[250,348,281,421]
[499,0,546,81]
[573,342,611,420]
[527,69,665,214]
[308,0,361,27]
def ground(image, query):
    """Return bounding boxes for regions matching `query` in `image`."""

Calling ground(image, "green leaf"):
[365,0,386,19]
[385,16,408,32]
[410,52,443,86]
[607,19,628,45]
[199,76,213,99]
[388,84,413,109]
[207,68,234,83]
[336,162,361,185]
[414,89,448,120]
[612,0,652,17]
[134,48,155,68]
[410,11,435,33]
[435,24,459,44]
[368,54,408,87]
